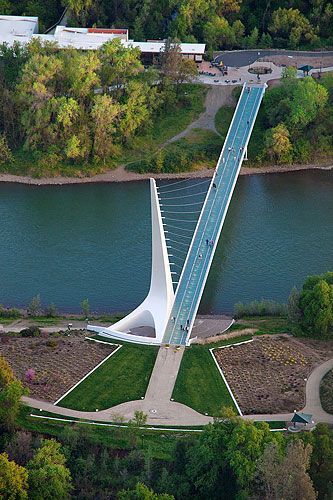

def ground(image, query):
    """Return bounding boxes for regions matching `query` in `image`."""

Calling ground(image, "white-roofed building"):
[0,15,205,62]
[0,15,38,46]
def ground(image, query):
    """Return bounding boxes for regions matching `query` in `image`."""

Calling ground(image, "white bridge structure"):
[88,83,267,345]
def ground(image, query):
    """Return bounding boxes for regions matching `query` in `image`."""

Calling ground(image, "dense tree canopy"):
[4,0,333,50]
[60,0,333,52]
[0,38,196,172]
[0,355,25,432]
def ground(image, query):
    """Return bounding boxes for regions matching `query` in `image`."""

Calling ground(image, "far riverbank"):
[0,161,332,186]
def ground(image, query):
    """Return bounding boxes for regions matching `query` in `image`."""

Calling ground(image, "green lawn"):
[172,336,252,417]
[58,342,159,411]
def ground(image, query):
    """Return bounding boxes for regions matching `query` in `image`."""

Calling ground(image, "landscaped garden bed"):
[213,335,333,414]
[320,369,333,414]
[0,332,116,402]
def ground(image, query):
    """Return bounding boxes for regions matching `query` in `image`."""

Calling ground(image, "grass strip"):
[172,336,252,416]
[58,343,158,411]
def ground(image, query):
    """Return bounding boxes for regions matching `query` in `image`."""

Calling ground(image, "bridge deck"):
[162,84,266,345]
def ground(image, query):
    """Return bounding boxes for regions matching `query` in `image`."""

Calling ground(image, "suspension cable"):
[160,200,204,207]
[163,217,197,223]
[157,179,211,194]
[157,178,196,189]
[167,238,191,247]
[163,224,195,233]
[162,209,202,214]
[159,190,209,201]
[165,232,192,240]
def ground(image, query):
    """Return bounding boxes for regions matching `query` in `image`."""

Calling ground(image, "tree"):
[27,294,42,316]
[287,77,328,131]
[91,94,121,162]
[185,417,277,498]
[255,440,316,499]
[0,134,13,164]
[299,277,333,337]
[269,8,319,48]
[99,39,142,96]
[287,287,302,327]
[117,482,174,499]
[306,424,333,499]
[0,356,25,431]
[81,298,90,317]
[265,123,293,164]
[27,439,72,500]
[0,452,28,500]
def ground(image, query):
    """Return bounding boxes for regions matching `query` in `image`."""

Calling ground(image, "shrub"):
[234,299,287,318]
[0,305,20,319]
[20,326,41,338]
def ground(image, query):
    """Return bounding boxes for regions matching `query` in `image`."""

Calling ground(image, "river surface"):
[0,170,332,314]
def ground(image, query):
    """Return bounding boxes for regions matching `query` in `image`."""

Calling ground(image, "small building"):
[288,411,314,432]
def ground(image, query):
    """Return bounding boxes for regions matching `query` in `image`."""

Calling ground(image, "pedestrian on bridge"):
[213,182,216,188]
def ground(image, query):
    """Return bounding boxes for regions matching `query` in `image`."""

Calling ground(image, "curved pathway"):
[166,85,235,143]
[302,358,333,424]
[22,354,333,427]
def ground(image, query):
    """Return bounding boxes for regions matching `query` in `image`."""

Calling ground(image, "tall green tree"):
[0,356,25,431]
[27,439,72,500]
[0,453,28,500]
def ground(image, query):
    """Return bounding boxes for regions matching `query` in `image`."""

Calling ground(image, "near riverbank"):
[0,161,331,186]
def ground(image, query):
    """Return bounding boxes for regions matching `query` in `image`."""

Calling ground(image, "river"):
[0,169,332,315]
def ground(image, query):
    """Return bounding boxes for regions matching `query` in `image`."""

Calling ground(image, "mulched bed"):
[320,369,333,415]
[214,335,333,415]
[0,332,116,402]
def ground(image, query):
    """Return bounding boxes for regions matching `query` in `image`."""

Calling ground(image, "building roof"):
[0,15,38,46]
[291,412,313,424]
[0,16,205,55]
[127,40,206,55]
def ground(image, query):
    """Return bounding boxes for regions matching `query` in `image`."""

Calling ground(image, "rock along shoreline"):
[0,162,331,186]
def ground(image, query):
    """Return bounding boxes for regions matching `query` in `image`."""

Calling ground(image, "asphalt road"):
[215,49,333,67]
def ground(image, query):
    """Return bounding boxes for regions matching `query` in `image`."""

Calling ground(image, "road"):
[162,84,266,345]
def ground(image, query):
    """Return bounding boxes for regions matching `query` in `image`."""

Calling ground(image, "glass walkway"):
[162,83,267,345]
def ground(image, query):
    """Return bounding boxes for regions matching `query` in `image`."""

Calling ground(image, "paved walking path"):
[302,358,333,424]
[22,349,333,427]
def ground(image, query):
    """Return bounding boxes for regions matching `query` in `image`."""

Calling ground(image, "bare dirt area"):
[265,54,333,68]
[0,332,116,402]
[214,335,333,414]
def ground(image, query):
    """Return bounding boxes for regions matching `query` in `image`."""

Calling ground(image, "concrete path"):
[302,358,333,424]
[21,350,333,427]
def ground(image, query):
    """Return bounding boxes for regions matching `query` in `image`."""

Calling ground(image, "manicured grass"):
[58,343,159,411]
[172,336,252,417]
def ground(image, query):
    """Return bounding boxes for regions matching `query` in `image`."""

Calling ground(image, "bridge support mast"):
[88,179,174,344]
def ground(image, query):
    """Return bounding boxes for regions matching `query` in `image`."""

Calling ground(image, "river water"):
[0,170,332,314]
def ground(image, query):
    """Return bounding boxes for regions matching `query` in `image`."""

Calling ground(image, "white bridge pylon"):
[88,179,175,344]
